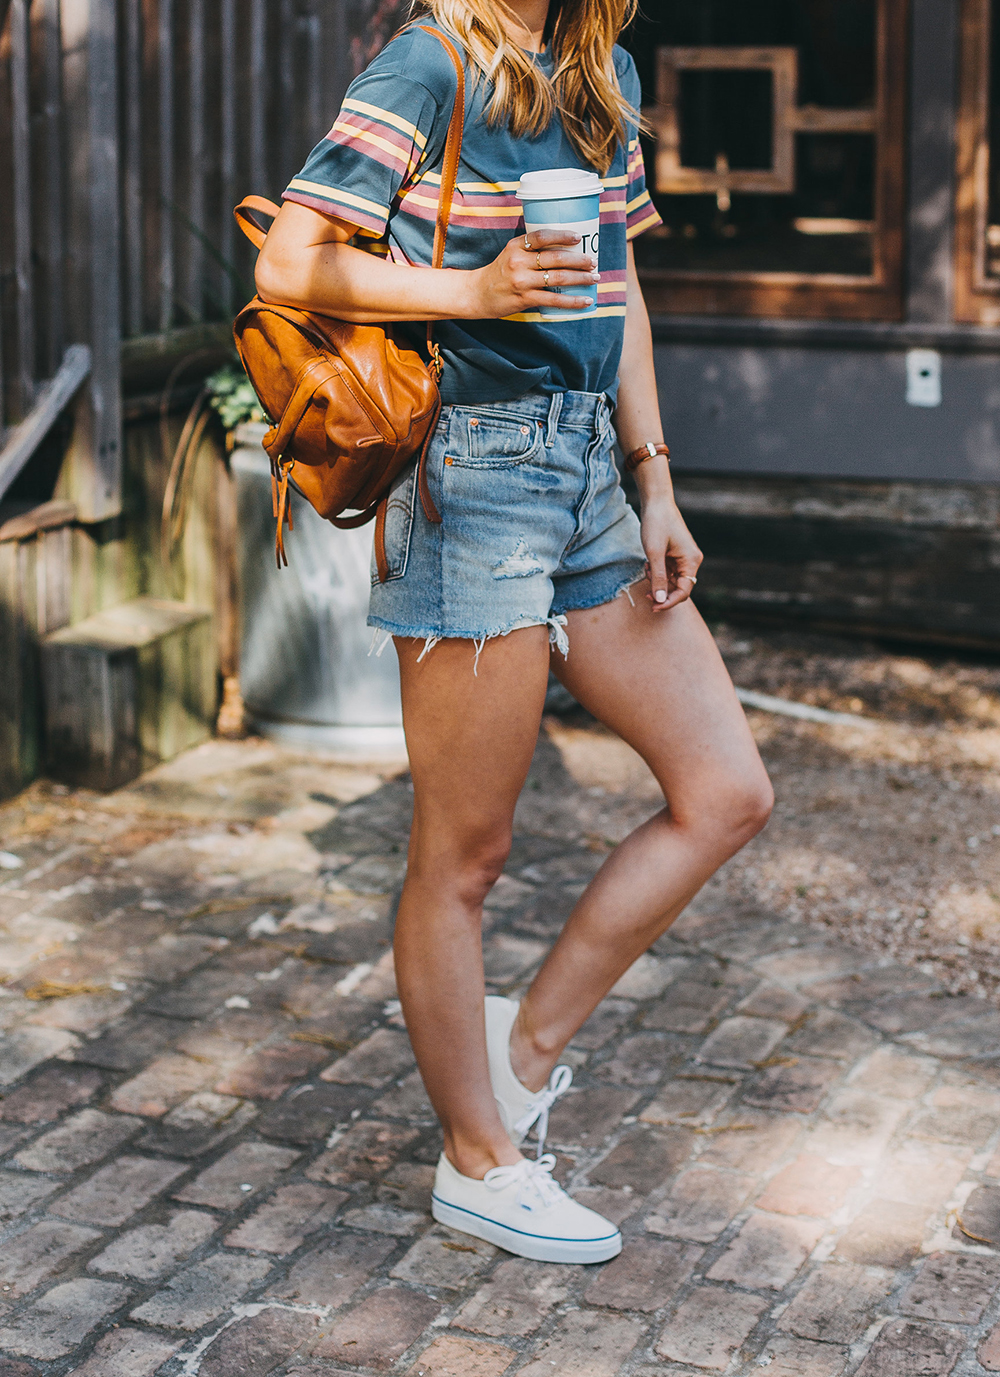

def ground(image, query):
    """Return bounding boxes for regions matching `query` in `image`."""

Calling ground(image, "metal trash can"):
[231,423,405,755]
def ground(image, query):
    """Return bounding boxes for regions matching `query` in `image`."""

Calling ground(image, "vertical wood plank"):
[10,0,36,416]
[213,447,238,680]
[35,532,48,637]
[278,0,294,187]
[249,0,266,192]
[186,0,205,318]
[0,541,23,798]
[158,0,174,331]
[16,536,40,785]
[0,5,9,440]
[85,0,122,518]
[331,0,351,122]
[123,0,144,335]
[303,0,321,147]
[38,0,66,375]
[219,0,236,312]
[40,523,72,633]
[60,0,123,522]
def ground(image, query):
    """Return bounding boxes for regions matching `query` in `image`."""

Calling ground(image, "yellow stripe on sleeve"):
[330,121,414,169]
[286,180,388,220]
[341,97,428,149]
[626,208,662,239]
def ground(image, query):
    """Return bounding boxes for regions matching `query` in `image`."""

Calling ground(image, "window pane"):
[626,0,878,278]
[679,70,775,170]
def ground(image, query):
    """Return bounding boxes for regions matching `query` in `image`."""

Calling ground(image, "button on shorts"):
[367,388,647,653]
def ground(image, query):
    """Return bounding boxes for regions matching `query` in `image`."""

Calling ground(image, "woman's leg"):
[509,590,775,1092]
[393,626,551,1179]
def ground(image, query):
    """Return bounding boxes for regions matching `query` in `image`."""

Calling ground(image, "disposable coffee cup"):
[516,168,603,321]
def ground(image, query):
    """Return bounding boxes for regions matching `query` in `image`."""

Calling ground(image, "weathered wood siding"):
[671,473,1000,649]
[0,411,225,798]
[42,598,215,790]
[0,0,412,799]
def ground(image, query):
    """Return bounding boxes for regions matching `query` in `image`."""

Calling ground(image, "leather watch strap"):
[625,441,670,473]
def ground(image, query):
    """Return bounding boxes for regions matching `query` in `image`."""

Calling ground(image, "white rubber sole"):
[431,1193,622,1264]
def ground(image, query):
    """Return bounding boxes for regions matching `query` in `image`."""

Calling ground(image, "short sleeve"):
[284,71,440,237]
[616,52,662,241]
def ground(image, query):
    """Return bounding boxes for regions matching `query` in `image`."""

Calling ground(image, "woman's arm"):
[255,202,599,324]
[614,244,703,610]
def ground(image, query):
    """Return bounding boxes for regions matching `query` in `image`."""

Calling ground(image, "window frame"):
[632,0,909,322]
[955,0,1000,322]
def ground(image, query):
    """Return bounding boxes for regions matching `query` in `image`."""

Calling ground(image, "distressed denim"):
[367,389,646,661]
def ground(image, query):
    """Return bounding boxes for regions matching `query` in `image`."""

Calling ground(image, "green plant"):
[205,364,267,430]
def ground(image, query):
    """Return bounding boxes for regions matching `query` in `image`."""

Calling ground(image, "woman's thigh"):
[396,626,552,858]
[555,591,771,827]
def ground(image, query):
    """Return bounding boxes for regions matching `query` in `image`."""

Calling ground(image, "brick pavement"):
[1,730,1000,1376]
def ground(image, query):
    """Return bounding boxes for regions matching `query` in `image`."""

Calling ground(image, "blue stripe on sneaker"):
[431,1192,620,1244]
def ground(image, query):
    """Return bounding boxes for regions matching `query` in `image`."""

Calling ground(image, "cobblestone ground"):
[2,642,1000,1377]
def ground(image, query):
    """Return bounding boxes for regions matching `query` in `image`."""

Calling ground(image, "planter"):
[231,424,405,756]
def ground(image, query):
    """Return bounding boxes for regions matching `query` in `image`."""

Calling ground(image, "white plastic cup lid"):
[517,168,603,201]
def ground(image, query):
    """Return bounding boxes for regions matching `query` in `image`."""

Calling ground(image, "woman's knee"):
[459,836,512,905]
[726,770,774,841]
[673,765,774,847]
[411,827,513,907]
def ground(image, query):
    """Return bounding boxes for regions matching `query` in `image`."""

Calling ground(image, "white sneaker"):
[484,996,573,1157]
[432,1152,622,1263]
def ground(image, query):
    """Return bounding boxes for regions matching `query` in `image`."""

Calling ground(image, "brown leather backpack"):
[232,26,466,579]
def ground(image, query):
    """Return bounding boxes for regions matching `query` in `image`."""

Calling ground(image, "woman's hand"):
[465,229,599,319]
[640,494,703,612]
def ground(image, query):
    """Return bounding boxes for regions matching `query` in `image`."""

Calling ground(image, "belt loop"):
[545,392,563,448]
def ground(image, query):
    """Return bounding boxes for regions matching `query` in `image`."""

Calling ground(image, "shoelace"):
[513,1064,573,1159]
[483,1153,564,1208]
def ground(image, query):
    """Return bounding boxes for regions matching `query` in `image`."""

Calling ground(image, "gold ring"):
[524,236,532,251]
[536,252,542,270]
[543,270,550,286]
[679,575,697,585]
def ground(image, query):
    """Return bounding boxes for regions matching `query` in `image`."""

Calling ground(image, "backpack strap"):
[411,26,467,525]
[418,27,467,350]
[234,195,281,250]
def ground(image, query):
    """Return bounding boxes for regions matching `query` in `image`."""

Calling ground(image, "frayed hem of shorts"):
[367,613,570,675]
[551,566,648,618]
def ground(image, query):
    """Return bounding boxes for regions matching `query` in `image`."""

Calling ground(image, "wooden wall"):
[0,408,226,799]
[669,472,1000,650]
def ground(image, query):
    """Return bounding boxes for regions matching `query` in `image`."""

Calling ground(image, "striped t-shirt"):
[283,22,662,406]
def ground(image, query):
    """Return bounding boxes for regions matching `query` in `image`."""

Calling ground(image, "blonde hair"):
[413,0,639,175]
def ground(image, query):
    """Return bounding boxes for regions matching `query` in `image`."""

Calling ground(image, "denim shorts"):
[367,389,646,658]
